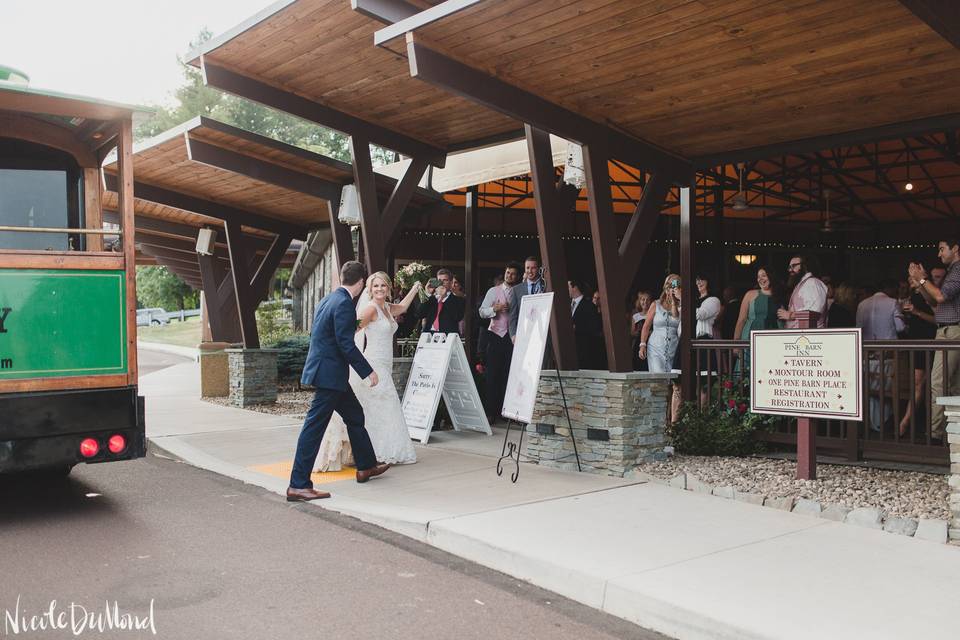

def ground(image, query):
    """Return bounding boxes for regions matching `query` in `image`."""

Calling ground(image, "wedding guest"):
[899,265,946,435]
[592,290,602,317]
[478,263,521,421]
[419,273,465,335]
[630,291,652,371]
[909,234,960,441]
[638,274,680,374]
[569,278,604,370]
[508,256,546,341]
[826,280,856,328]
[451,276,465,298]
[719,286,740,340]
[858,279,907,432]
[778,253,828,328]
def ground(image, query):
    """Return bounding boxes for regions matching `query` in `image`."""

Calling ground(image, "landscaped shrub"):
[668,377,776,456]
[267,333,311,382]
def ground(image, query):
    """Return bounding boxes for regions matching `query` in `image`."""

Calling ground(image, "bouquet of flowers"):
[395,262,432,301]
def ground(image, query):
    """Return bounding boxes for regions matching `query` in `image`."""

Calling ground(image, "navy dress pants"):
[289,386,377,489]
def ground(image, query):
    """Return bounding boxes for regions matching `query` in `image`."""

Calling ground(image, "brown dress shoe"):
[286,487,331,502]
[356,463,390,483]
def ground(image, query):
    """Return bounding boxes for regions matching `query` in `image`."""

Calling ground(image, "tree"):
[136,266,198,311]
[136,30,399,167]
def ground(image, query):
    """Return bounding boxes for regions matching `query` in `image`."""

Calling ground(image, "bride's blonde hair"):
[365,271,393,302]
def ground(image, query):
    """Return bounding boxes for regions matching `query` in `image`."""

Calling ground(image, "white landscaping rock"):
[883,517,919,537]
[764,496,794,511]
[846,507,884,530]
[915,519,949,544]
[734,491,765,505]
[821,505,853,522]
[792,498,823,517]
[712,485,735,499]
[686,474,713,494]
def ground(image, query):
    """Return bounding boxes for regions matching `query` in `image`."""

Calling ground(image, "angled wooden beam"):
[201,59,446,167]
[380,157,429,252]
[223,221,261,349]
[251,234,292,300]
[525,125,578,370]
[619,171,672,281]
[103,210,205,242]
[899,0,960,49]
[352,0,419,24]
[406,37,690,177]
[102,172,309,239]
[350,136,387,274]
[186,136,343,202]
[582,141,633,372]
[198,253,230,341]
[136,233,231,262]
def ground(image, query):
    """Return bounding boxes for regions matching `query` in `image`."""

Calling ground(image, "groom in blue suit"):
[287,261,389,501]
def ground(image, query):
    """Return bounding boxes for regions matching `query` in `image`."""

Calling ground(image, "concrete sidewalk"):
[140,353,960,640]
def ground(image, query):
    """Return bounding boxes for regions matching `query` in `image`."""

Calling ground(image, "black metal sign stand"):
[496,370,581,483]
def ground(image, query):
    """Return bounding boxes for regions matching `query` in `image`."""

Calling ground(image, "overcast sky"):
[1,0,276,106]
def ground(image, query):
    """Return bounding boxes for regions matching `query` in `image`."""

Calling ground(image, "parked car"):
[136,308,169,327]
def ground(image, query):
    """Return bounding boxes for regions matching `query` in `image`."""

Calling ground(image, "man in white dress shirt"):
[478,262,521,421]
[778,254,828,328]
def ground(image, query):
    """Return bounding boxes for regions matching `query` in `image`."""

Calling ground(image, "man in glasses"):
[777,254,828,329]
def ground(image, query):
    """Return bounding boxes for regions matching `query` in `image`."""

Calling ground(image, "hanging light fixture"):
[820,189,833,233]
[732,162,748,211]
[734,253,758,266]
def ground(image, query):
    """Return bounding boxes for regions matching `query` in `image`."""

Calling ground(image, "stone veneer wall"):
[526,370,676,477]
[226,349,279,407]
[937,397,960,545]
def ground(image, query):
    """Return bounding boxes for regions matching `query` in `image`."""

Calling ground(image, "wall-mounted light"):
[734,254,757,266]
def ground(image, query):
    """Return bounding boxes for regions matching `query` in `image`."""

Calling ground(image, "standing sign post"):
[498,292,582,481]
[401,332,491,444]
[750,317,862,480]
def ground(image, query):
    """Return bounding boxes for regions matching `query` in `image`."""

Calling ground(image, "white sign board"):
[501,292,554,424]
[401,333,491,443]
[750,328,863,421]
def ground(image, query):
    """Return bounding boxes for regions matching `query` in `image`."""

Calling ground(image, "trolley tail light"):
[108,434,126,454]
[79,438,99,458]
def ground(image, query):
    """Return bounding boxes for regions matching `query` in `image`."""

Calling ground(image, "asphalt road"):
[0,351,668,640]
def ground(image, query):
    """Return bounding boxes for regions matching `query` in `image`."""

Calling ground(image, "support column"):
[464,186,478,364]
[117,118,138,385]
[525,125,578,370]
[582,141,632,372]
[679,183,695,403]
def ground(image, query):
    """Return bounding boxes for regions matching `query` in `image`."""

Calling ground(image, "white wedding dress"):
[314,299,417,471]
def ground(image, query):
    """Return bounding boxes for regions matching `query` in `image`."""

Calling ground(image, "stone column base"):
[936,397,960,545]
[526,370,676,477]
[226,348,279,407]
[199,341,232,398]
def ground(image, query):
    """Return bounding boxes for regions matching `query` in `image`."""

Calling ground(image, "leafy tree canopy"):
[137,266,198,311]
[136,30,395,165]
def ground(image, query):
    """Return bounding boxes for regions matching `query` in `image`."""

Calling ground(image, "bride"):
[315,272,421,471]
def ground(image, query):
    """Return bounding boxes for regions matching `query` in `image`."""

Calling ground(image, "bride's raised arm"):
[389,281,422,316]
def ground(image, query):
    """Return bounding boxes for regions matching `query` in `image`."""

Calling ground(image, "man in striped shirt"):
[909,233,960,440]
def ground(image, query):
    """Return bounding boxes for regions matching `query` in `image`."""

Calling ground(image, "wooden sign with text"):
[750,328,863,422]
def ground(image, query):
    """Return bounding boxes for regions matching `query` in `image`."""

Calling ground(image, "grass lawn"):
[137,316,202,348]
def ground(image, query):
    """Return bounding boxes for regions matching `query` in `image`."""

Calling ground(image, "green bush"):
[267,333,311,382]
[667,376,776,456]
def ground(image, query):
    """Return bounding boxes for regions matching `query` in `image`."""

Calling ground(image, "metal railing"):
[689,339,955,466]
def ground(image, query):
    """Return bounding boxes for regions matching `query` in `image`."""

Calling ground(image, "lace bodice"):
[356,301,397,368]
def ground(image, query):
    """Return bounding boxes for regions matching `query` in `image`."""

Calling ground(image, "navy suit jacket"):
[300,287,374,390]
